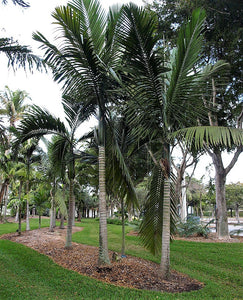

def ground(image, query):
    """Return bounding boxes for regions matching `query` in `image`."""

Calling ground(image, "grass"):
[0,218,242,299]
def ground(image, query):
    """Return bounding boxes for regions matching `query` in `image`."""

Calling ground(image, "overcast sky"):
[0,0,242,184]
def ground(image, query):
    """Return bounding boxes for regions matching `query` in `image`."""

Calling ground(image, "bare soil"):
[1,226,204,294]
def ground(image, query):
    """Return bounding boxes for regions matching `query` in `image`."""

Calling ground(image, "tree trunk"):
[98,145,110,266]
[160,178,171,279]
[49,187,54,232]
[213,152,229,239]
[26,179,30,231]
[3,184,9,222]
[18,182,23,235]
[235,203,240,224]
[59,213,65,229]
[39,214,41,229]
[72,201,75,226]
[121,197,125,257]
[65,177,74,249]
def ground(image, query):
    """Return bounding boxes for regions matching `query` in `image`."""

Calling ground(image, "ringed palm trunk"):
[160,177,171,279]
[3,184,9,222]
[49,186,55,232]
[26,179,30,231]
[98,145,110,266]
[121,197,125,257]
[65,160,75,249]
[65,177,74,248]
[160,143,171,279]
[18,181,23,235]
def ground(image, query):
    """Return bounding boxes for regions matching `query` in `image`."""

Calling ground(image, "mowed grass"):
[0,218,242,299]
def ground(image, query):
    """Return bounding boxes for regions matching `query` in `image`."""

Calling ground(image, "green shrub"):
[176,217,212,238]
[106,218,128,225]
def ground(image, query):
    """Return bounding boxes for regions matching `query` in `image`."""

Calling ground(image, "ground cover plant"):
[0,218,242,299]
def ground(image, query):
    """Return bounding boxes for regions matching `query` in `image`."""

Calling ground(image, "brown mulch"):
[1,227,204,294]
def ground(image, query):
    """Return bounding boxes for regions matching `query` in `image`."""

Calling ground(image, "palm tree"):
[118,5,207,278]
[33,0,123,265]
[0,86,29,150]
[18,99,92,248]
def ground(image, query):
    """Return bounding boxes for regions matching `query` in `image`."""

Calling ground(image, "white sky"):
[0,0,242,184]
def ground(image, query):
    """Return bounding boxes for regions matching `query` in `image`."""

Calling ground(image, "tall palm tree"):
[33,0,123,265]
[118,5,207,278]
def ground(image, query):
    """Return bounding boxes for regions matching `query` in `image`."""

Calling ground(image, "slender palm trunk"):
[38,214,41,229]
[65,177,74,248]
[59,213,65,229]
[121,197,125,257]
[49,186,55,232]
[160,143,171,279]
[18,181,22,235]
[98,145,110,266]
[160,178,171,279]
[3,184,9,222]
[26,179,30,231]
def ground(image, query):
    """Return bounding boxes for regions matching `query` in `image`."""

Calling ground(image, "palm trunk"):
[98,145,110,266]
[3,184,9,222]
[160,142,171,279]
[39,214,41,229]
[121,197,125,257]
[49,186,55,232]
[72,201,75,226]
[160,178,171,279]
[65,171,74,248]
[26,179,30,231]
[18,181,22,235]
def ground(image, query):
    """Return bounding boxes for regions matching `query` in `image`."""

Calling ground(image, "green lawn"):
[0,218,242,299]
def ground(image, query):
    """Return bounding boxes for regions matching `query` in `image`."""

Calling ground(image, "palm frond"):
[69,0,107,55]
[0,37,45,71]
[17,105,68,142]
[166,8,206,128]
[173,126,243,150]
[139,166,177,256]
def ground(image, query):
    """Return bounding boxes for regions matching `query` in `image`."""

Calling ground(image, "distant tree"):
[225,183,243,224]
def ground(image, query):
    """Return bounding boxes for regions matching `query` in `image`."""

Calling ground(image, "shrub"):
[176,216,212,238]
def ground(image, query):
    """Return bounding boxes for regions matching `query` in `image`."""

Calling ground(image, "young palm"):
[33,0,123,265]
[18,99,93,248]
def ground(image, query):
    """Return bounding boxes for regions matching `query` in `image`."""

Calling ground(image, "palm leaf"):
[166,8,206,128]
[173,126,243,150]
[139,166,178,256]
[17,105,68,142]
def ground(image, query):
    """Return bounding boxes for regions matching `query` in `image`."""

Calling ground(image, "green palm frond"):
[105,117,138,208]
[55,188,68,218]
[69,0,107,55]
[173,126,243,150]
[166,8,206,127]
[18,105,68,142]
[118,4,169,141]
[0,37,45,71]
[139,166,177,256]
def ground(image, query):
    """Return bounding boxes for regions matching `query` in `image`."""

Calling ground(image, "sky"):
[0,0,242,184]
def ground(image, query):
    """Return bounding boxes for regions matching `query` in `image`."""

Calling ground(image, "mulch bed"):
[1,227,204,293]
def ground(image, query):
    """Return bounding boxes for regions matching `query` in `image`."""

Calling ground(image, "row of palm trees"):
[1,0,242,280]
